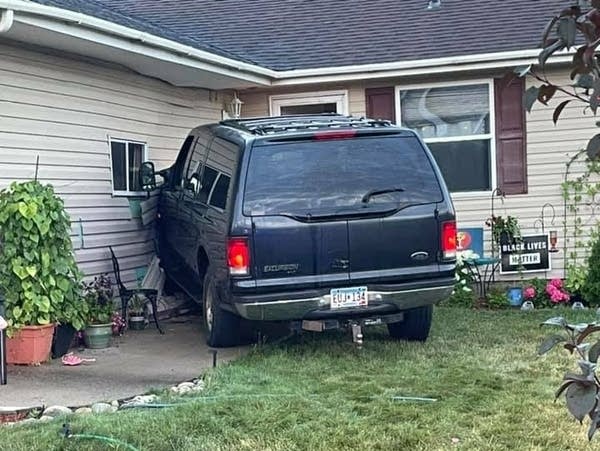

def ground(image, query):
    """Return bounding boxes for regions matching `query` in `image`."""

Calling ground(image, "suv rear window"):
[244,135,443,216]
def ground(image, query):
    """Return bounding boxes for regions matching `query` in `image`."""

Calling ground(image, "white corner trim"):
[0,8,13,33]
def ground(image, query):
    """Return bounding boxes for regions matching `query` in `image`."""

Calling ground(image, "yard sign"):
[500,234,550,274]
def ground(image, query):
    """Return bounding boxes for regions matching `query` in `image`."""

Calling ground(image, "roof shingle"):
[30,0,568,71]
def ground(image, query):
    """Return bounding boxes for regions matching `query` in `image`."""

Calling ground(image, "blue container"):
[507,287,523,307]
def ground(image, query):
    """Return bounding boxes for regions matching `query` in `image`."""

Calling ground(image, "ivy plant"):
[0,181,84,335]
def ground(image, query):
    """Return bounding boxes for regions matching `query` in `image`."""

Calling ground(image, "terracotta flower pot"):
[6,324,55,365]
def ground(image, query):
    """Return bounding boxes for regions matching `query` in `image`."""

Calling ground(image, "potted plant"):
[0,181,82,364]
[82,274,115,349]
[128,294,146,330]
[485,215,521,248]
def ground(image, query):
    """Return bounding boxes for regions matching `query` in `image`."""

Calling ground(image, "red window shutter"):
[494,75,528,195]
[365,87,396,122]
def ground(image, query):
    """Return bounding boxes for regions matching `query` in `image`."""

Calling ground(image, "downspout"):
[0,9,14,33]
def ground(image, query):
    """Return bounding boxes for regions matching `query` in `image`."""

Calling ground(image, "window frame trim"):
[108,137,149,197]
[269,90,349,116]
[394,79,497,198]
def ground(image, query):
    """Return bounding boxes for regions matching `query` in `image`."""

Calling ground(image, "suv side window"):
[183,128,213,191]
[197,137,237,210]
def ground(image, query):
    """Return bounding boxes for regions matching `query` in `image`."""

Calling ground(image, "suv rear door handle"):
[331,258,349,270]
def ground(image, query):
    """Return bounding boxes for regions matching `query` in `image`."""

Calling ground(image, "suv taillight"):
[441,221,457,260]
[228,238,250,276]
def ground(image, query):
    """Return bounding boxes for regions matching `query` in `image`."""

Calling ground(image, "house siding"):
[0,41,222,283]
[240,71,597,279]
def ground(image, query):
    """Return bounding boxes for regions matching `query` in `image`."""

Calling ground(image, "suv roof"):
[219,114,397,136]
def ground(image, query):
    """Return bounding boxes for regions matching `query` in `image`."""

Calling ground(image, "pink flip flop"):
[61,353,96,366]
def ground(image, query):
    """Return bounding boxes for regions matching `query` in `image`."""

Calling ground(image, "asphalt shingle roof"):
[30,0,568,71]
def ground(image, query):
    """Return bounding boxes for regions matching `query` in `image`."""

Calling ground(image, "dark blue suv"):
[143,115,456,347]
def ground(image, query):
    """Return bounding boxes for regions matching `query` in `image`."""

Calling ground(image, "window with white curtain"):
[398,82,494,193]
[109,139,147,196]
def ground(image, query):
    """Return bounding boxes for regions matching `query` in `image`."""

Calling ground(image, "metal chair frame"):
[109,246,164,334]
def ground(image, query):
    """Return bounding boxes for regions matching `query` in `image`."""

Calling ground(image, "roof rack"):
[220,114,393,136]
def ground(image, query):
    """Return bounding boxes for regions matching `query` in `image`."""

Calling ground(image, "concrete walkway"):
[0,316,246,409]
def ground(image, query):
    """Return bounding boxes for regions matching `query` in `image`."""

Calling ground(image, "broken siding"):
[240,71,594,279]
[0,41,222,283]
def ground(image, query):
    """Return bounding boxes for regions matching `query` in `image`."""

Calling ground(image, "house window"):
[110,139,147,195]
[270,90,348,116]
[398,82,494,193]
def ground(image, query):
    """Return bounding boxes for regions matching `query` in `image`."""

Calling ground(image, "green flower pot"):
[84,323,112,349]
[128,316,146,331]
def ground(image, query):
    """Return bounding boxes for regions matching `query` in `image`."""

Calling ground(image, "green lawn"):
[1,308,598,450]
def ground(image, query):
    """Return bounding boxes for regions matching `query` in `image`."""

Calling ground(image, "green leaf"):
[590,340,600,363]
[38,296,51,313]
[526,86,540,112]
[541,317,567,328]
[12,265,28,281]
[57,278,70,292]
[513,65,531,78]
[591,79,600,115]
[586,134,600,160]
[41,252,50,269]
[12,306,22,319]
[537,84,558,105]
[558,16,577,47]
[49,290,63,305]
[556,380,575,400]
[553,100,571,125]
[539,40,566,68]
[566,383,598,423]
[25,266,37,278]
[17,202,28,218]
[575,73,594,89]
[539,335,566,355]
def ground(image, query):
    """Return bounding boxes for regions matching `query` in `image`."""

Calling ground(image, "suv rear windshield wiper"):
[361,187,405,204]
[282,205,402,222]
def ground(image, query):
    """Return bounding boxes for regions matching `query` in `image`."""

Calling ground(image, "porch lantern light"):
[229,93,243,119]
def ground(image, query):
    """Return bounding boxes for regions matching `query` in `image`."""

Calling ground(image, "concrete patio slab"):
[0,315,246,409]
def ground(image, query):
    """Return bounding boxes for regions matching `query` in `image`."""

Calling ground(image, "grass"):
[2,307,599,450]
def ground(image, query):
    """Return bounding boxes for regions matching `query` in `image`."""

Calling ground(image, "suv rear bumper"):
[231,282,453,321]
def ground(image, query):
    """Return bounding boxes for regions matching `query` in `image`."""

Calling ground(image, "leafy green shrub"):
[485,287,510,310]
[0,181,83,335]
[582,235,600,307]
[445,286,476,308]
[83,274,114,325]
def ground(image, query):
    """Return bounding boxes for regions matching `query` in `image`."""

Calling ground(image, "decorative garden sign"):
[500,234,550,274]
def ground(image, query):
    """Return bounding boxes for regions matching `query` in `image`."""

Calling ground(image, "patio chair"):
[109,246,164,334]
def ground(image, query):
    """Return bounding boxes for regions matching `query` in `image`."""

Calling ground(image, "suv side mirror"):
[141,161,157,191]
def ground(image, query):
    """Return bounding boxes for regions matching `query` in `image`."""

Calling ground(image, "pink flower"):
[546,280,570,304]
[546,284,557,297]
[523,287,536,300]
[550,279,563,289]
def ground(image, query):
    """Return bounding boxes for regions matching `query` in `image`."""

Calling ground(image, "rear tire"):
[387,305,433,342]
[202,270,242,347]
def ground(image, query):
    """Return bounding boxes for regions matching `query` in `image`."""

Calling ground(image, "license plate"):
[330,286,368,309]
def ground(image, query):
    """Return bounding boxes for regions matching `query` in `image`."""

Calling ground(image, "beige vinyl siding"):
[0,41,223,284]
[240,71,596,279]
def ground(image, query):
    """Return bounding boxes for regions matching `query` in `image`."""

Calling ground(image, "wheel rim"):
[204,286,214,332]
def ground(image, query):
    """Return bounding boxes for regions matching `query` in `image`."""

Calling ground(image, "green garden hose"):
[61,424,139,451]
